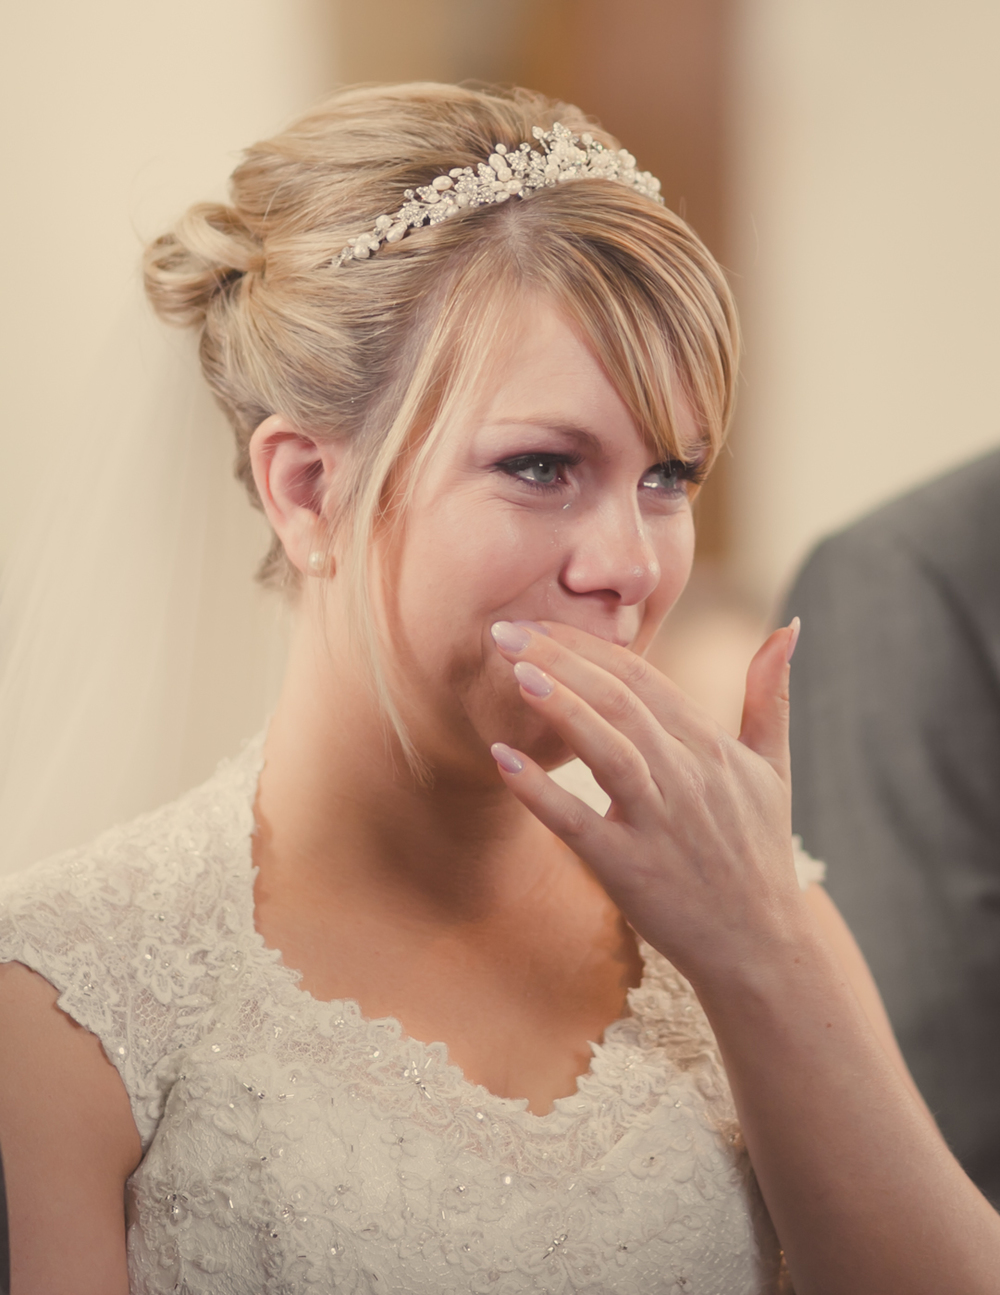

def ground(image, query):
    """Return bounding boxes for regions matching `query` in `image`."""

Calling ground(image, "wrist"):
[678,896,833,1013]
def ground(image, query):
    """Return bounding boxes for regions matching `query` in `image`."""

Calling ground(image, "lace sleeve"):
[0,841,173,1146]
[0,738,264,1150]
[0,811,241,1150]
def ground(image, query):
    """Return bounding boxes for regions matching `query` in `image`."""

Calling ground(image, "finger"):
[504,660,661,815]
[492,620,718,750]
[491,743,665,919]
[490,742,619,859]
[737,619,798,781]
[491,621,686,770]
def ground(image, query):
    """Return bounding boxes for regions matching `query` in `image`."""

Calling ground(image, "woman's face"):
[370,299,702,774]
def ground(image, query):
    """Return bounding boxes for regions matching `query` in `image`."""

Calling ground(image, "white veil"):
[0,289,288,877]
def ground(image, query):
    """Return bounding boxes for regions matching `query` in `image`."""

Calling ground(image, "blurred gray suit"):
[782,448,1000,1205]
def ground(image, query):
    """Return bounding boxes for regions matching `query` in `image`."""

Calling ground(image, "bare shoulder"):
[0,961,140,1295]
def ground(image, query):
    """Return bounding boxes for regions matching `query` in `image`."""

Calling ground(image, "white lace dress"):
[0,736,824,1295]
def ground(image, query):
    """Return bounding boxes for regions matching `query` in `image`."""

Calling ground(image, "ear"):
[249,415,346,576]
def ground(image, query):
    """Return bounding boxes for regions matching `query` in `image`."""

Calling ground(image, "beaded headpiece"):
[337,122,663,266]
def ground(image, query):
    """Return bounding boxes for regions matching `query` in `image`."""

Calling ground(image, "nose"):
[558,497,661,606]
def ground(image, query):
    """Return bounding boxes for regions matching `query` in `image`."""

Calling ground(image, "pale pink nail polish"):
[491,742,524,773]
[786,616,801,663]
[514,661,554,698]
[491,621,530,653]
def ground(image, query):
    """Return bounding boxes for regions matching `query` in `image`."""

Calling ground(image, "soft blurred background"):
[1,0,998,869]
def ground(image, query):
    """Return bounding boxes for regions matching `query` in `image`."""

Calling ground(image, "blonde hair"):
[144,81,739,765]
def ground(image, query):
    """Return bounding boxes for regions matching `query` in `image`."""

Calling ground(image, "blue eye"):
[498,454,577,488]
[641,459,699,494]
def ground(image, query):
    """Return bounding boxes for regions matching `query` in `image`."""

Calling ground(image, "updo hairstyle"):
[144,82,739,762]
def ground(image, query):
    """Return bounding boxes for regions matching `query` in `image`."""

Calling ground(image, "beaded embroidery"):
[337,122,663,266]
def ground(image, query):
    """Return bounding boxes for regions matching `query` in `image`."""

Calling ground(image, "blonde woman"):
[0,83,997,1295]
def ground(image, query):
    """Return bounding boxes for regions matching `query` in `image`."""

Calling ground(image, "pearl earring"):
[307,550,331,576]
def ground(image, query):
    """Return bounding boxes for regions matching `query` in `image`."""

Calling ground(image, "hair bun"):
[144,202,263,328]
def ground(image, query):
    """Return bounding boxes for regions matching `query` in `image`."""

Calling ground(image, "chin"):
[493,711,574,771]
[527,731,577,771]
[465,668,574,770]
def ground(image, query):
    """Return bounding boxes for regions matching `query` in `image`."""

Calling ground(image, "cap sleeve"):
[0,735,264,1149]
[0,817,242,1149]
[0,838,173,1146]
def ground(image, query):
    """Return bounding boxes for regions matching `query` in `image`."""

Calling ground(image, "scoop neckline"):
[229,731,657,1128]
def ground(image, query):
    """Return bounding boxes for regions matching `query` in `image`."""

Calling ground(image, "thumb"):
[738,617,800,781]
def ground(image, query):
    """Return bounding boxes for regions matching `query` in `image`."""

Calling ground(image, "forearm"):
[691,918,1000,1295]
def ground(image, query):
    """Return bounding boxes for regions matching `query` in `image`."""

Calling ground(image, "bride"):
[0,81,998,1295]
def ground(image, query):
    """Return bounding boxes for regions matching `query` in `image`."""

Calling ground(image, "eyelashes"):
[496,453,582,490]
[641,457,709,492]
[495,452,706,494]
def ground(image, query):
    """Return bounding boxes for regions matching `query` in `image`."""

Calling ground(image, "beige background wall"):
[0,0,339,560]
[730,0,1000,608]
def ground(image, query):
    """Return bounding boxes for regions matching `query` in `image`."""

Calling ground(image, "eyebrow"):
[483,417,711,465]
[485,419,606,455]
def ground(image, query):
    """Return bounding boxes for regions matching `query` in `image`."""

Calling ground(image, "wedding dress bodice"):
[0,737,823,1293]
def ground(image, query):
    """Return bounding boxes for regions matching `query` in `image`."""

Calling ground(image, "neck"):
[254,612,565,927]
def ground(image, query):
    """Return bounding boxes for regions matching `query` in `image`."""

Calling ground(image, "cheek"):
[634,512,695,652]
[390,500,553,658]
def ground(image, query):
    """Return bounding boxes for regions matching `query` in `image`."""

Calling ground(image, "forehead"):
[478,301,636,431]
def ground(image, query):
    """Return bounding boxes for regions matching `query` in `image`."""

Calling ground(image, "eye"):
[496,453,579,489]
[640,459,703,495]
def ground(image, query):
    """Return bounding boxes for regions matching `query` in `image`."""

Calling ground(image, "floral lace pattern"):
[0,738,823,1293]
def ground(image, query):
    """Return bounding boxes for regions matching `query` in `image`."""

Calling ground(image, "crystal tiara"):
[336,122,663,266]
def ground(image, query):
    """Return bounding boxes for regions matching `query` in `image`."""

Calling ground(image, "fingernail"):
[512,620,551,636]
[514,661,554,698]
[491,621,531,653]
[786,616,801,663]
[491,742,524,773]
